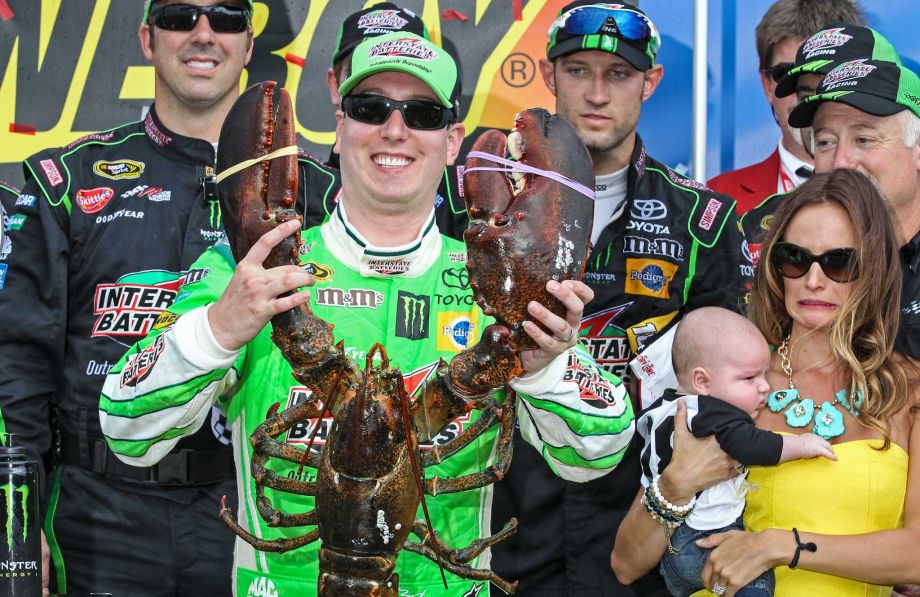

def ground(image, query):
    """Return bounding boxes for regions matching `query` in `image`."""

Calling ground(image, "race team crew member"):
[744,60,920,359]
[0,0,338,593]
[489,3,745,595]
[99,33,635,597]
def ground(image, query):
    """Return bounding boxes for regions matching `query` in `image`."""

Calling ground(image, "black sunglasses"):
[342,94,454,131]
[763,61,794,83]
[771,241,859,283]
[150,4,250,33]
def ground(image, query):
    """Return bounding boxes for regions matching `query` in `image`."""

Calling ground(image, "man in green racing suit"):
[100,32,635,597]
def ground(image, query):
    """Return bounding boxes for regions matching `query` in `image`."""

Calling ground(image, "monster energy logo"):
[1,483,29,551]
[395,291,430,340]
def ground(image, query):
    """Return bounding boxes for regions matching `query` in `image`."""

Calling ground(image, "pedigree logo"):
[368,38,436,61]
[75,187,114,214]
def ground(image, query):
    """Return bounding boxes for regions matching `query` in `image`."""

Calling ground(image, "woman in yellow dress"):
[611,168,919,596]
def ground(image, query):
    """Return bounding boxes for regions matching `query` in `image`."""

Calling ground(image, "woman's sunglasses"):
[771,241,859,283]
[150,4,250,33]
[342,94,454,131]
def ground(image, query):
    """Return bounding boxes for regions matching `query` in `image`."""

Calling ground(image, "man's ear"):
[641,64,664,102]
[539,58,557,96]
[689,366,711,395]
[244,33,254,67]
[445,122,465,165]
[326,68,341,107]
[139,25,154,61]
[333,110,344,155]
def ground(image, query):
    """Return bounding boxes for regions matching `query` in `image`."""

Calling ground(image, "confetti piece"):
[285,53,305,68]
[9,123,36,135]
[0,0,13,21]
[512,0,522,21]
[442,9,469,22]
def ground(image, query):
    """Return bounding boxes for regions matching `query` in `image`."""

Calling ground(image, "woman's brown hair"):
[748,168,908,443]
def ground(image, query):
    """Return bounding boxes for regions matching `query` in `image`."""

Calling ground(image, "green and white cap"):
[338,32,460,112]
[143,1,254,24]
[788,60,920,128]
[776,23,900,98]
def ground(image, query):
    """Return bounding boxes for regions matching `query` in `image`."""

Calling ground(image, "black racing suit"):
[742,191,920,358]
[0,106,340,596]
[491,137,745,596]
[1,179,20,277]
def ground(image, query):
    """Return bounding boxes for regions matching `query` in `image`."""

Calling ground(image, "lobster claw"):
[463,108,594,350]
[216,81,299,265]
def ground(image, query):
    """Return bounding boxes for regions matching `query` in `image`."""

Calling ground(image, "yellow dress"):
[744,439,908,597]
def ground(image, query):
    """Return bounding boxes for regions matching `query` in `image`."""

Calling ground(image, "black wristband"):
[789,527,817,569]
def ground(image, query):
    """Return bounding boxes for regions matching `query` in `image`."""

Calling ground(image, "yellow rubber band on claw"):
[214,145,300,184]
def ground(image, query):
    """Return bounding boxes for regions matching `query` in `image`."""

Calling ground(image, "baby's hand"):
[793,432,837,461]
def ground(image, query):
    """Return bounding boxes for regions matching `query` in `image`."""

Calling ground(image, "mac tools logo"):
[802,27,853,59]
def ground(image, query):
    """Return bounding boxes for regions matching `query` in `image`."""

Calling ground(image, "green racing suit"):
[99,203,635,597]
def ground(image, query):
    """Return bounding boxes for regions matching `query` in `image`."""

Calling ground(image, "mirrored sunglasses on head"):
[771,241,859,283]
[342,94,455,131]
[150,3,250,33]
[551,5,660,50]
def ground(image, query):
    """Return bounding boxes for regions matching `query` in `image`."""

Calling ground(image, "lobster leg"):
[219,496,320,553]
[425,394,516,496]
[404,519,519,595]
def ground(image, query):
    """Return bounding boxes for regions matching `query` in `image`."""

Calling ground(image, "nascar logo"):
[93,159,145,180]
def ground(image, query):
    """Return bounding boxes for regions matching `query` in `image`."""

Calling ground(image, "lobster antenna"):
[297,370,343,476]
[396,369,449,589]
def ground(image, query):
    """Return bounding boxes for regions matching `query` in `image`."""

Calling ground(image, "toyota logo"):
[630,199,667,221]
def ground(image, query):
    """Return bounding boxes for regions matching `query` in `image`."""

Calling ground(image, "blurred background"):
[0,0,917,186]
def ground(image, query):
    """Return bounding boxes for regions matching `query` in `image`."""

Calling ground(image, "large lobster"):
[214,81,594,596]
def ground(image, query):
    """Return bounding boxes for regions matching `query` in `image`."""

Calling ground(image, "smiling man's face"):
[140,0,253,113]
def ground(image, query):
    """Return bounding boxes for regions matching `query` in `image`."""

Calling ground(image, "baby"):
[636,307,835,597]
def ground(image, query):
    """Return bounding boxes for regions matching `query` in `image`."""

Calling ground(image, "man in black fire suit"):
[0,1,338,594]
[489,2,745,595]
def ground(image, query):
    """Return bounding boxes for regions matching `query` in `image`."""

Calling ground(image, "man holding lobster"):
[100,31,636,597]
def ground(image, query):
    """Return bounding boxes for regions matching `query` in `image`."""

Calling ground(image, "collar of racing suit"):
[321,199,444,278]
[143,105,219,166]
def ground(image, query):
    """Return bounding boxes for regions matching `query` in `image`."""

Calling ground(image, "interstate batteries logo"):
[822,59,876,90]
[92,269,207,340]
[284,361,472,451]
[368,37,436,60]
[802,27,853,58]
[358,9,408,31]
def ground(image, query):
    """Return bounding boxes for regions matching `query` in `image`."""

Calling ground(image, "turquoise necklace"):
[766,337,862,440]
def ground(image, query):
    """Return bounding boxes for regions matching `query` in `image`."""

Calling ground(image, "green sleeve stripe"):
[523,396,633,436]
[107,427,194,458]
[683,238,700,304]
[99,369,229,417]
[543,441,629,470]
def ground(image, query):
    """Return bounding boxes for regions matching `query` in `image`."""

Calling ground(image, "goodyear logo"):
[395,290,429,340]
[437,311,479,352]
[624,258,678,299]
[93,159,145,180]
